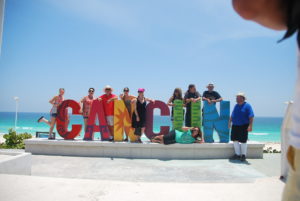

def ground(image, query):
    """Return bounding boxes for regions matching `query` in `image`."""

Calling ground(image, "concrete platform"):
[25,139,264,159]
[0,150,31,175]
[0,174,284,201]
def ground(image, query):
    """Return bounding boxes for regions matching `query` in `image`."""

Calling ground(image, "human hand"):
[247,125,253,132]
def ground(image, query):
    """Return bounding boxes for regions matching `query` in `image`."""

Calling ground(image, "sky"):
[0,0,298,117]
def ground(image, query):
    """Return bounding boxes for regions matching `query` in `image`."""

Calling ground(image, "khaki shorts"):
[106,116,114,126]
[282,146,300,201]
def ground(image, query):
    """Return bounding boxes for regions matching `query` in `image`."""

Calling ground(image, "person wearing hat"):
[98,85,118,141]
[232,1,300,199]
[80,88,96,133]
[228,92,254,162]
[202,83,223,104]
[131,88,154,143]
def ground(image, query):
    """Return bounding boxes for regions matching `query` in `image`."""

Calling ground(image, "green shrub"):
[1,128,32,149]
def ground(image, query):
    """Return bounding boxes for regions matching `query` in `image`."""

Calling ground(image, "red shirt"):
[100,94,117,116]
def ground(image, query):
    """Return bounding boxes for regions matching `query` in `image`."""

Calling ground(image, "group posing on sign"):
[38,83,254,161]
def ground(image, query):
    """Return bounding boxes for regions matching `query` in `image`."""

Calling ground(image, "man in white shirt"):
[232,0,300,200]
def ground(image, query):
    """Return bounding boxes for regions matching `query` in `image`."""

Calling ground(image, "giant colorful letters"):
[56,99,230,143]
[202,101,230,143]
[113,100,136,142]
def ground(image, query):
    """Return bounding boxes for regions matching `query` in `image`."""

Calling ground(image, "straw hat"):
[236,92,246,99]
[103,85,113,92]
[206,83,214,88]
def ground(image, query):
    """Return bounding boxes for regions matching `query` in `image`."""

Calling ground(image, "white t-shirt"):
[290,50,300,149]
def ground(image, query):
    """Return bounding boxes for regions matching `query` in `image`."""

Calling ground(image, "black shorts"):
[163,130,176,145]
[231,124,249,143]
[51,113,57,118]
[134,127,142,136]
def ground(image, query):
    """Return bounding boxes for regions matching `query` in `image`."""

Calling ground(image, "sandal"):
[37,116,44,123]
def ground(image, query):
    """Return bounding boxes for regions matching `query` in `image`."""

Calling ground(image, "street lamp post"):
[14,96,19,131]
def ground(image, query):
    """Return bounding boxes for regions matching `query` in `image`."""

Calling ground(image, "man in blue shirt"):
[229,92,254,161]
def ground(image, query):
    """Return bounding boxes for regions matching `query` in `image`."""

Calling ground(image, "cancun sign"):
[56,99,230,143]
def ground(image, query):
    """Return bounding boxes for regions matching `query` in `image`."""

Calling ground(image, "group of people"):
[37,83,254,161]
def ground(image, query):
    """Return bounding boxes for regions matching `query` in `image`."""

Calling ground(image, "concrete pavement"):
[0,153,285,201]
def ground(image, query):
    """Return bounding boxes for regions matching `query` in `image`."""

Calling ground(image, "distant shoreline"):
[0,111,285,119]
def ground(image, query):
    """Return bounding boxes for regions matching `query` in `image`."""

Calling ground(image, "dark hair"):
[123,87,129,91]
[191,127,202,140]
[59,88,65,91]
[172,88,183,101]
[88,88,95,92]
[188,84,196,92]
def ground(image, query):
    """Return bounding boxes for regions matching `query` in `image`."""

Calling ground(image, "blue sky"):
[0,0,297,117]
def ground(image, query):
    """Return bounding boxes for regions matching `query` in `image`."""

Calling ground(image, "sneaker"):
[230,154,240,160]
[123,137,128,142]
[37,116,44,123]
[240,155,246,162]
[48,134,55,140]
[109,137,114,142]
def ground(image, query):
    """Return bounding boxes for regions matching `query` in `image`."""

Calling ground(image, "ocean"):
[0,112,282,142]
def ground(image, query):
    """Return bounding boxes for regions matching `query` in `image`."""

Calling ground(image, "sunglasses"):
[89,90,94,93]
[105,89,111,91]
[124,90,129,92]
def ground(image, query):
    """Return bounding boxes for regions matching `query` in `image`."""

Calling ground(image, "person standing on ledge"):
[37,88,66,140]
[98,85,118,141]
[231,0,300,199]
[167,88,184,122]
[228,93,254,162]
[131,88,154,143]
[202,83,223,104]
[80,88,95,134]
[184,84,201,127]
[119,87,136,142]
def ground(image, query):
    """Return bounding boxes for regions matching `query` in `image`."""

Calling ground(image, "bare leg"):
[108,126,114,138]
[39,117,51,126]
[81,118,88,137]
[49,117,56,139]
[151,135,163,143]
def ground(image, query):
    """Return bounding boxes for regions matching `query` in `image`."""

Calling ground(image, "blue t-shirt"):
[231,102,254,126]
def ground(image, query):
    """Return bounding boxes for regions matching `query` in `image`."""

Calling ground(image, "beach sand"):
[264,142,281,152]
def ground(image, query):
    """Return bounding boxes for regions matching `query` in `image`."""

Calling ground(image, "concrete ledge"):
[0,151,31,175]
[25,139,264,159]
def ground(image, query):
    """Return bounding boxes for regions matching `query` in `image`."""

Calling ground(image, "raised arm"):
[145,98,155,103]
[167,96,174,106]
[49,96,57,105]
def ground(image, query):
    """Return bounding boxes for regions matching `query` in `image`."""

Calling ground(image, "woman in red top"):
[80,88,95,133]
[98,85,118,141]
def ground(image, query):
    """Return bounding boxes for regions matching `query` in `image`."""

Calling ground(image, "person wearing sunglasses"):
[98,85,118,141]
[131,88,155,143]
[119,87,136,141]
[37,88,66,140]
[80,88,95,133]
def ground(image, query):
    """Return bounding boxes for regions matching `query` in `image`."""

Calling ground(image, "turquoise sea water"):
[0,112,282,142]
